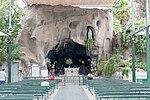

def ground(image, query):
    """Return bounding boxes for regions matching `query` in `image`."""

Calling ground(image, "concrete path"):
[53,84,89,100]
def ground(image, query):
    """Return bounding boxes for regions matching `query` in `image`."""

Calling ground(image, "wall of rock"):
[17,5,113,76]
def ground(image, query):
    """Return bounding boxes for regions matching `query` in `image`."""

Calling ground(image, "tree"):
[114,0,131,26]
[113,0,131,49]
[112,0,147,74]
[113,0,147,54]
[0,1,23,64]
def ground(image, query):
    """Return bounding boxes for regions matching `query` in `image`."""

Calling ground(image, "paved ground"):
[53,84,90,100]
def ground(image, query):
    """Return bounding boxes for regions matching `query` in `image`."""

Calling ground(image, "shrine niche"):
[17,5,113,76]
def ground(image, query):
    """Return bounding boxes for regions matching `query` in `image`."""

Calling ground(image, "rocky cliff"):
[17,5,113,76]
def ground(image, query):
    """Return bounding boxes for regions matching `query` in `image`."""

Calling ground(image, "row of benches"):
[0,79,59,100]
[86,78,150,100]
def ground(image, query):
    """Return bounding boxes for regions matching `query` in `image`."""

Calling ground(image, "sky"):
[17,0,26,8]
[16,0,113,9]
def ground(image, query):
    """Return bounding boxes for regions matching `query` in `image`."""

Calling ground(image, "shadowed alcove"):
[47,39,91,75]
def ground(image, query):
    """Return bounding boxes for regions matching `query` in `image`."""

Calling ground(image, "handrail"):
[135,25,150,34]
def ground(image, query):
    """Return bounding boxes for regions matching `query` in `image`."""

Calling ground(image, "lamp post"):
[131,0,136,82]
[146,0,150,83]
[7,37,12,83]
[7,0,12,83]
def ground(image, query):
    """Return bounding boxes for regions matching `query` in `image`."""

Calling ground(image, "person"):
[0,69,6,85]
[41,79,49,86]
[87,72,93,80]
[49,75,55,80]
[47,62,51,75]
[50,69,55,76]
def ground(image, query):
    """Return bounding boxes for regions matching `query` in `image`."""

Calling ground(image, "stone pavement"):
[52,84,92,100]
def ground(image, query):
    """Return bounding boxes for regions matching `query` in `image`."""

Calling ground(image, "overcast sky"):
[16,0,113,9]
[17,0,26,8]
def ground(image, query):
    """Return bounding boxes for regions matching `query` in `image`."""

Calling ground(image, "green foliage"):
[114,0,147,54]
[135,20,145,29]
[113,18,123,33]
[66,58,73,65]
[98,60,112,76]
[113,0,132,50]
[110,0,147,77]
[0,1,23,64]
[134,20,147,54]
[0,0,7,15]
[98,53,147,77]
[135,35,146,54]
[118,25,131,49]
[114,0,131,25]
[136,60,147,71]
[97,53,131,77]
[0,37,7,64]
[85,38,94,51]
[122,67,130,77]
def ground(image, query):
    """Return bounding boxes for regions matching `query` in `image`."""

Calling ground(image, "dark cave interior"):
[47,39,91,75]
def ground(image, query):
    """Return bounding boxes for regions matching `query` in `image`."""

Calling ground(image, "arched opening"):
[87,26,94,40]
[47,39,91,75]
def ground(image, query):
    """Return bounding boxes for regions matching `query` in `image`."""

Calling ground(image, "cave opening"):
[47,39,91,75]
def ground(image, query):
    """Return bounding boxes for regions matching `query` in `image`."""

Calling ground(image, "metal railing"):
[23,75,87,86]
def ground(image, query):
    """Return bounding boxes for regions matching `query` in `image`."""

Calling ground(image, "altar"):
[64,68,79,76]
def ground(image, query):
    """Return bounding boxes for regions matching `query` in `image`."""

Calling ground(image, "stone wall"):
[17,5,113,76]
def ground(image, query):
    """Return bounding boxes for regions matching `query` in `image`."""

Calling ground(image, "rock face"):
[17,5,113,76]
